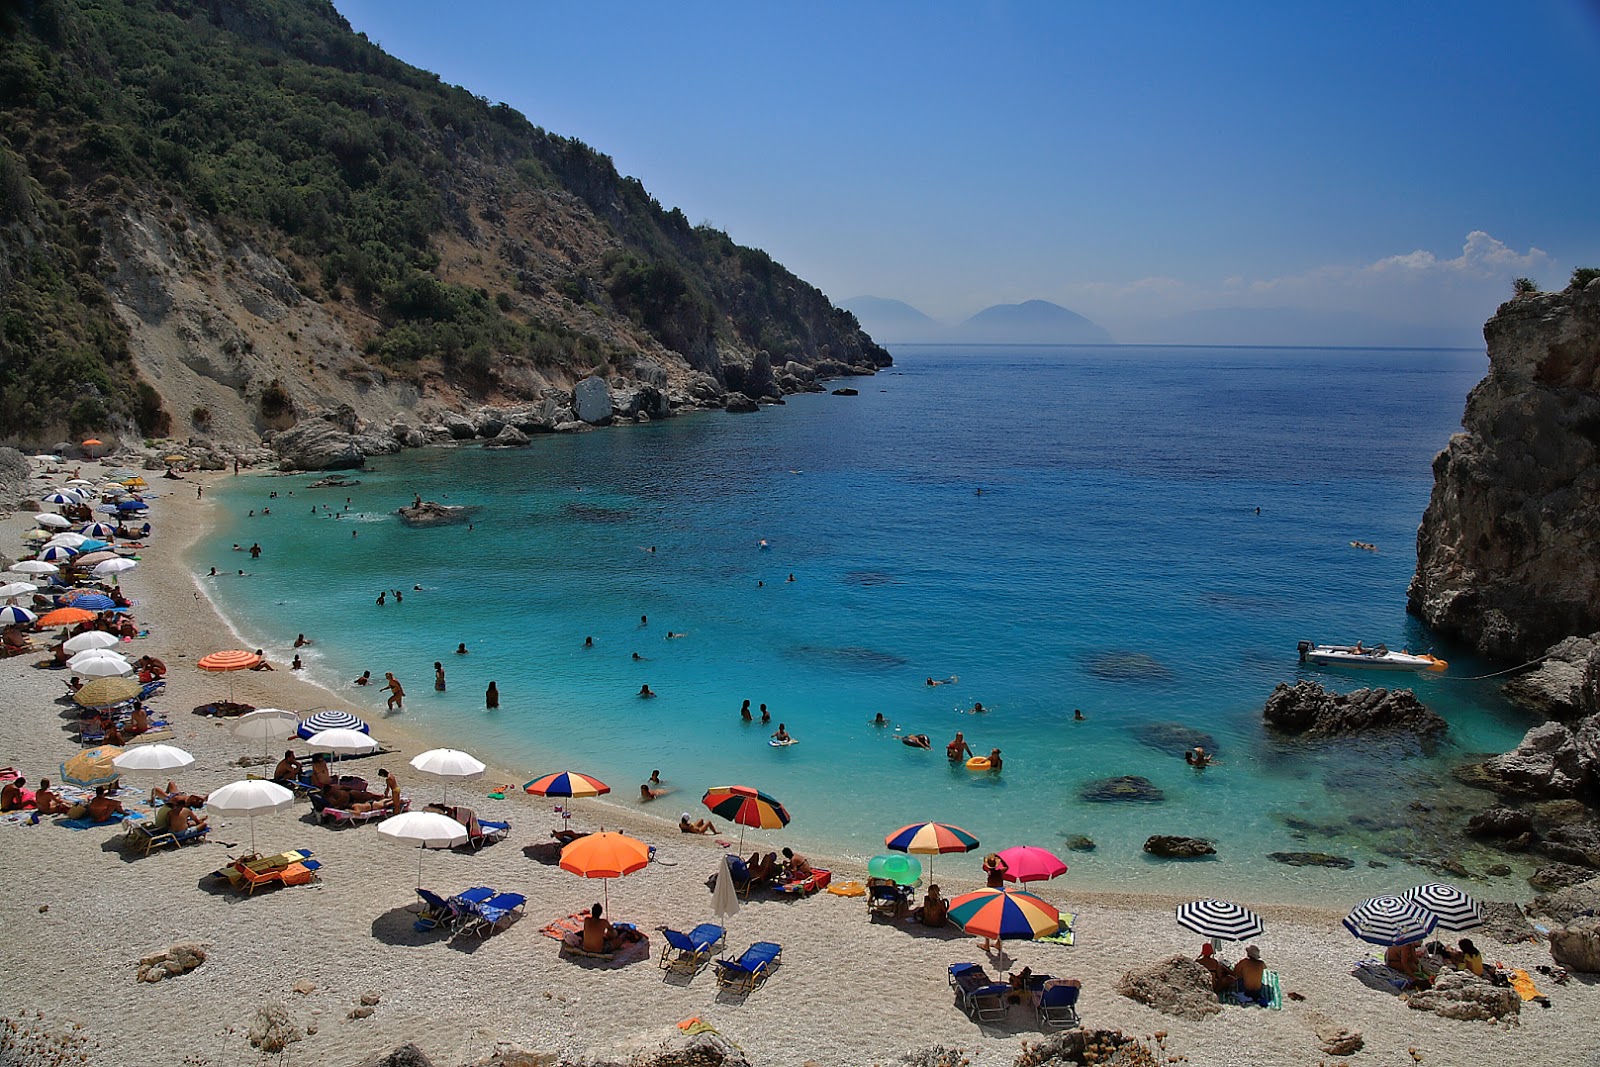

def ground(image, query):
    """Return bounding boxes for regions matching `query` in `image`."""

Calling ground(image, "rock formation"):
[1503,635,1600,720]
[136,942,207,983]
[1549,917,1600,973]
[1143,835,1216,858]
[1405,971,1521,1020]
[1409,280,1600,661]
[396,502,471,527]
[1080,776,1165,803]
[1262,680,1447,739]
[271,405,367,471]
[1114,956,1221,1020]
[1478,720,1599,799]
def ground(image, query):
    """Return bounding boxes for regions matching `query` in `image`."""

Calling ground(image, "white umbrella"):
[45,532,87,548]
[207,779,295,856]
[0,582,36,599]
[112,744,195,777]
[305,727,380,756]
[68,651,133,676]
[231,708,302,760]
[33,513,71,529]
[64,479,95,487]
[409,748,486,805]
[378,810,468,885]
[10,560,58,575]
[93,558,137,577]
[712,853,741,924]
[64,631,120,654]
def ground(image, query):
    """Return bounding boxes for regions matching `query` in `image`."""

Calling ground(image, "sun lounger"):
[1034,979,1082,1029]
[460,892,526,937]
[125,820,210,855]
[867,880,914,917]
[713,941,782,994]
[316,796,409,827]
[415,888,460,932]
[217,849,321,894]
[659,923,727,972]
[949,963,1010,1021]
[776,868,830,896]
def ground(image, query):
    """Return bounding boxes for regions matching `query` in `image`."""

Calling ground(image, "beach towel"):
[59,811,141,830]
[1261,969,1283,1010]
[1508,969,1549,1005]
[1035,912,1078,946]
[540,912,588,941]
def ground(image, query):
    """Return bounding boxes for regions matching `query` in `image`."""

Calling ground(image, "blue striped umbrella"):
[0,606,37,626]
[1402,884,1485,932]
[115,501,148,512]
[297,709,370,739]
[38,545,78,562]
[79,523,116,539]
[42,492,82,506]
[61,592,115,610]
[1343,895,1437,946]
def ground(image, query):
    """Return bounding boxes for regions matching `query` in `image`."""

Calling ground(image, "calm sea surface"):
[193,345,1537,902]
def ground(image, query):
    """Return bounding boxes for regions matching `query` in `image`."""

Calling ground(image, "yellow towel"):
[827,880,866,897]
[1508,968,1544,1001]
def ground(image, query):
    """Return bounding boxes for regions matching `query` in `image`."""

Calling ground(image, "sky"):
[334,1,1600,345]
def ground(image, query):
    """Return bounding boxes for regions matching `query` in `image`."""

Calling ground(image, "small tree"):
[1571,267,1600,291]
[1513,277,1540,297]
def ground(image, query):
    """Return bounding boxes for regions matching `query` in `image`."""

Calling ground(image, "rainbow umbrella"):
[702,784,790,850]
[995,845,1069,883]
[884,821,980,879]
[559,830,651,916]
[948,887,1061,953]
[525,771,610,831]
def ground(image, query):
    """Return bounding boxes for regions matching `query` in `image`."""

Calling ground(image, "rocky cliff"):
[1408,279,1600,661]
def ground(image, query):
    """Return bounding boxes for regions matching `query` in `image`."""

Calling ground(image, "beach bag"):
[280,862,314,886]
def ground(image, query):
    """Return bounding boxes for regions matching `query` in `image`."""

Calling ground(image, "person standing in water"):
[433,661,446,692]
[381,671,405,711]
[485,681,499,710]
[740,699,752,721]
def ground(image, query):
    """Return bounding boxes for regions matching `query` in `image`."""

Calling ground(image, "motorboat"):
[1297,641,1447,673]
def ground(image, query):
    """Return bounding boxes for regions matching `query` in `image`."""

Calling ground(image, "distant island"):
[842,297,1114,345]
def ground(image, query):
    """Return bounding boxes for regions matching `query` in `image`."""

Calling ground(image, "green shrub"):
[1571,267,1600,291]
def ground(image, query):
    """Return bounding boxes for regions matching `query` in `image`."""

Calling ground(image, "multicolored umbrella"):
[995,845,1069,883]
[559,830,651,915]
[884,821,980,878]
[60,745,125,787]
[1343,895,1437,946]
[1403,884,1485,932]
[1176,898,1266,948]
[74,676,143,708]
[524,771,610,798]
[62,592,115,611]
[948,887,1061,949]
[702,784,790,850]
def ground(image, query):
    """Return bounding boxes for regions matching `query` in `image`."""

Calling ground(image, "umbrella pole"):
[417,845,424,888]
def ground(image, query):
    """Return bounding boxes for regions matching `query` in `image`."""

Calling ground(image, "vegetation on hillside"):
[0,0,886,438]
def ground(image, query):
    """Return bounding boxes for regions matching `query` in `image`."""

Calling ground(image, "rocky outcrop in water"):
[1479,720,1600,799]
[1143,835,1215,858]
[1504,634,1600,720]
[1409,280,1600,662]
[396,502,471,527]
[1080,776,1165,803]
[1262,680,1446,739]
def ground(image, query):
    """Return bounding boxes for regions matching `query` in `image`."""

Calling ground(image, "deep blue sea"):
[193,345,1538,902]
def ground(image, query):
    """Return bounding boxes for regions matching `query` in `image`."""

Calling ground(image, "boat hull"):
[1297,642,1447,674]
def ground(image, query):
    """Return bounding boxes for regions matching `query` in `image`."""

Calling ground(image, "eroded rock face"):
[1504,635,1600,719]
[1262,680,1446,739]
[1480,721,1593,798]
[272,406,366,470]
[1549,916,1600,973]
[1409,282,1600,662]
[572,376,612,425]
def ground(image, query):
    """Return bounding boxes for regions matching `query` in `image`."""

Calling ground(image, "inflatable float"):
[966,756,992,770]
[770,738,797,747]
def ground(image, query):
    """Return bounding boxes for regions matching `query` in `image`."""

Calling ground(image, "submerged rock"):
[1063,835,1097,852]
[1085,650,1171,681]
[1267,851,1355,869]
[1262,680,1446,739]
[1080,776,1165,803]
[1130,722,1218,756]
[1144,835,1215,859]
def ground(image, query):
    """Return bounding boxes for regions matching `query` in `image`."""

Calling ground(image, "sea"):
[191,344,1539,903]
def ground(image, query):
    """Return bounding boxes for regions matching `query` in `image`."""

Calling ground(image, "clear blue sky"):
[335,1,1600,343]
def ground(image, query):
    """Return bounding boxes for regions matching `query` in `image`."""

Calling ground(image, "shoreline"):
[1,456,1592,1067]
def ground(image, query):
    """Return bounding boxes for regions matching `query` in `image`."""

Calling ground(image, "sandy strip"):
[0,458,1592,1067]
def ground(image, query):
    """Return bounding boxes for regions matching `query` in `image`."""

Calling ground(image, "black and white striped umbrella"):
[1343,894,1437,946]
[1403,883,1485,932]
[1176,899,1266,942]
[297,708,370,739]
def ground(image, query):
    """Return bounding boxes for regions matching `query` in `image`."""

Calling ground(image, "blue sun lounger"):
[949,963,1010,1021]
[1034,980,1082,1029]
[415,887,484,933]
[659,923,727,972]
[461,891,525,937]
[713,941,782,994]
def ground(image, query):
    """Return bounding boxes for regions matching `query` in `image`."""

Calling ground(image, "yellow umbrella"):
[75,676,144,708]
[122,477,146,489]
[61,745,124,787]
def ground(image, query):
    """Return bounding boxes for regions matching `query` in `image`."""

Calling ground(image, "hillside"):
[838,296,943,343]
[0,0,889,449]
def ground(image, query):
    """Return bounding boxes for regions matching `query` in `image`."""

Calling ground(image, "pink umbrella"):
[995,845,1068,883]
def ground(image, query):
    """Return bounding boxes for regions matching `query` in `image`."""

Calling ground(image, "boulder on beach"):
[1550,917,1600,973]
[1406,970,1522,1020]
[1114,956,1221,1020]
[1080,776,1165,803]
[1262,680,1446,739]
[1143,835,1216,859]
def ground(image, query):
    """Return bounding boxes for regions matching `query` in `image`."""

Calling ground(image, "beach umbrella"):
[410,748,486,806]
[95,504,122,516]
[93,558,136,580]
[1176,899,1266,951]
[1343,895,1438,946]
[23,529,50,542]
[868,853,924,886]
[74,676,143,708]
[75,539,112,553]
[232,708,302,760]
[712,853,741,924]
[42,492,83,506]
[702,784,791,851]
[67,552,115,569]
[297,709,370,739]
[65,479,95,487]
[38,545,78,563]
[379,810,468,886]
[112,744,195,777]
[1403,884,1486,932]
[525,770,611,830]
[63,631,120,654]
[949,887,1061,955]
[68,653,133,677]
[62,592,115,611]
[33,513,71,529]
[60,745,124,787]
[80,523,116,539]
[0,582,35,599]
[0,606,37,626]
[116,500,148,512]
[10,560,59,575]
[207,779,295,856]
[198,648,260,703]
[884,821,981,879]
[44,532,88,548]
[995,845,1069,883]
[560,830,651,916]
[305,727,380,757]
[122,477,146,489]
[38,607,96,628]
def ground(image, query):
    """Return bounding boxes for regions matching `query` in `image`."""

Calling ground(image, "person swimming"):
[872,712,888,726]
[639,684,656,698]
[901,734,932,749]
[925,675,958,687]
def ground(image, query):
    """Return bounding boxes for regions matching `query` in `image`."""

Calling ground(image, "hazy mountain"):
[955,300,1114,344]
[838,297,944,343]
[1121,307,1485,349]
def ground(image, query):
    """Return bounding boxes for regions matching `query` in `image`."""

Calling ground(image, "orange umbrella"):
[81,438,104,447]
[38,607,96,627]
[198,648,261,703]
[559,830,651,915]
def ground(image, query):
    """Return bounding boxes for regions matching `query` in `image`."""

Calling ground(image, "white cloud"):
[1366,231,1549,277]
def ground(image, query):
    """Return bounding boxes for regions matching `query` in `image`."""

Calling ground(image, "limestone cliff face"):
[1408,280,1600,661]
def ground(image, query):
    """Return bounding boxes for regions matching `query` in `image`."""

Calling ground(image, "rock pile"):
[1405,971,1521,1021]
[246,1001,301,1053]
[1114,956,1221,1020]
[1143,835,1216,858]
[1262,680,1446,739]
[135,942,206,983]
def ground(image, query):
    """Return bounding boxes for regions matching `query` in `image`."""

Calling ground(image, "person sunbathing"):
[1,776,32,811]
[153,781,206,807]
[679,812,717,835]
[1385,941,1434,987]
[580,902,614,953]
[781,847,812,880]
[84,786,126,822]
[1231,945,1270,1005]
[273,750,302,787]
[167,799,207,836]
[33,778,68,816]
[746,852,779,885]
[3,626,30,652]
[126,704,150,736]
[309,756,333,790]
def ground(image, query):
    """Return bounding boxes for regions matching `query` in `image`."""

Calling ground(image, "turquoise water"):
[194,345,1537,901]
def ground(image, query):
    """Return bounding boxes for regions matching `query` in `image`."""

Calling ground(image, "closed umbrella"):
[64,631,119,654]
[1343,895,1437,946]
[379,810,467,886]
[198,648,260,703]
[112,744,195,777]
[74,676,143,708]
[560,830,651,916]
[884,821,981,880]
[702,784,790,851]
[61,745,124,787]
[1402,884,1485,932]
[1176,899,1266,952]
[0,606,37,627]
[948,887,1062,956]
[297,709,369,738]
[995,846,1069,883]
[33,513,71,529]
[207,779,295,856]
[232,708,302,760]
[410,748,486,805]
[711,853,741,924]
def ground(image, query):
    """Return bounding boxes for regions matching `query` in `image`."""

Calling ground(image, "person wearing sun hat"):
[1197,942,1236,994]
[1233,944,1269,1005]
[679,811,716,834]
